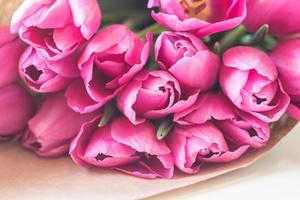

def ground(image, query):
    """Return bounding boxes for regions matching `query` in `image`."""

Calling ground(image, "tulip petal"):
[65,80,103,113]
[23,92,97,157]
[169,50,220,91]
[68,0,102,39]
[0,84,34,136]
[111,118,171,156]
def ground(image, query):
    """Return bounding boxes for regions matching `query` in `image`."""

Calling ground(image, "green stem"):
[202,36,211,43]
[98,101,117,127]
[213,42,221,55]
[219,25,247,54]
[138,23,165,38]
[250,24,269,46]
[156,117,174,140]
[262,35,277,50]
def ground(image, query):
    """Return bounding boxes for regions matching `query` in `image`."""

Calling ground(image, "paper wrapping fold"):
[0,119,297,200]
[0,1,298,199]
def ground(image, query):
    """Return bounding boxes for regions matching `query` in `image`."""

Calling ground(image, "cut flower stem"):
[98,101,117,127]
[138,23,166,38]
[157,117,174,140]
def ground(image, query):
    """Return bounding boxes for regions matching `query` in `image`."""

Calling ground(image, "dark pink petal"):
[0,27,27,87]
[166,129,198,174]
[287,100,300,120]
[65,80,103,113]
[271,39,300,95]
[52,24,83,52]
[46,50,81,78]
[0,84,34,137]
[70,116,138,168]
[117,33,153,86]
[223,46,278,80]
[169,50,220,91]
[174,92,235,125]
[115,154,174,179]
[167,123,249,174]
[111,118,171,155]
[144,90,199,119]
[244,0,300,36]
[117,78,144,125]
[23,92,97,157]
[78,25,129,69]
[0,26,17,45]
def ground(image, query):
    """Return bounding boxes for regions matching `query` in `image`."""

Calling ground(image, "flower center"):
[25,65,43,81]
[253,94,267,105]
[178,0,210,20]
[248,128,259,137]
[95,153,110,161]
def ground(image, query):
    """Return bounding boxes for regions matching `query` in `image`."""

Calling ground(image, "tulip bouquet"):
[0,0,300,180]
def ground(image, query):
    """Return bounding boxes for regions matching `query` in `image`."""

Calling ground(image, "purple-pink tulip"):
[117,70,198,125]
[167,122,249,174]
[155,31,220,91]
[10,0,102,60]
[220,46,290,123]
[244,0,300,36]
[0,84,34,140]
[23,92,97,157]
[70,117,174,179]
[175,92,270,148]
[148,0,247,36]
[117,70,198,124]
[270,39,300,120]
[66,25,152,113]
[0,26,27,87]
[19,47,79,93]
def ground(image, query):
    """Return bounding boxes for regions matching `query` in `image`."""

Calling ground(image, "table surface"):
[146,123,300,200]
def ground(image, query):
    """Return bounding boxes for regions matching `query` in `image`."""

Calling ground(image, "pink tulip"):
[167,122,249,174]
[70,117,174,179]
[0,26,27,87]
[10,0,102,60]
[66,25,152,113]
[175,92,270,148]
[19,47,79,93]
[23,92,98,157]
[220,46,290,122]
[244,0,300,36]
[155,31,220,91]
[148,0,247,36]
[270,39,300,120]
[117,70,198,125]
[0,84,34,140]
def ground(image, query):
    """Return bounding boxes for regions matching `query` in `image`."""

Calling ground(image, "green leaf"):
[219,25,247,54]
[138,23,166,38]
[213,42,221,55]
[98,101,117,127]
[156,118,174,140]
[250,24,269,45]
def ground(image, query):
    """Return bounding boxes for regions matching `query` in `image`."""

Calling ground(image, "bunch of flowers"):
[0,0,300,179]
